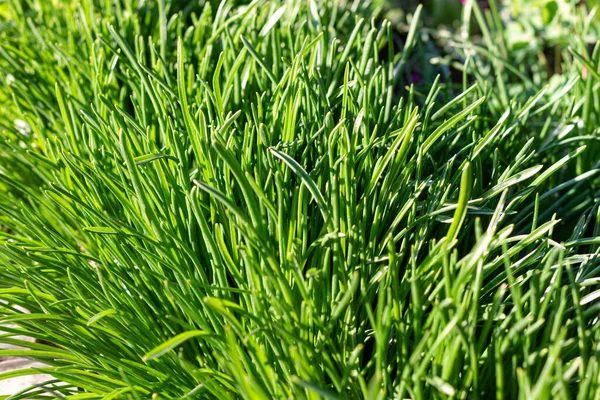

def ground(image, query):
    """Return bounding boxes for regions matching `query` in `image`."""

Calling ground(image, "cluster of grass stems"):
[1,0,600,398]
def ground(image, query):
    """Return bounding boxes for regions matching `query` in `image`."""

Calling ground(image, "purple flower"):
[409,72,423,84]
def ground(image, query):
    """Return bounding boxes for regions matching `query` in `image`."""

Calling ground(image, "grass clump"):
[1,0,600,398]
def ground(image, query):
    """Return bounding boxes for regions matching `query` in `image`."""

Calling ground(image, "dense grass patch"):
[1,0,600,398]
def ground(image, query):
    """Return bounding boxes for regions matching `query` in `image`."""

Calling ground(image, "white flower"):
[14,119,32,136]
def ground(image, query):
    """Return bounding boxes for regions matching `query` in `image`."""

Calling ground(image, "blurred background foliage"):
[386,0,600,94]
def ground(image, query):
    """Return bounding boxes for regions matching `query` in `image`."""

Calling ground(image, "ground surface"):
[0,358,51,395]
[0,309,53,396]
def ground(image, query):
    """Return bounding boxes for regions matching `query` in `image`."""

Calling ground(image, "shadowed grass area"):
[1,0,600,398]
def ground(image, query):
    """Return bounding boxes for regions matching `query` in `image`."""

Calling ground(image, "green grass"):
[1,0,600,398]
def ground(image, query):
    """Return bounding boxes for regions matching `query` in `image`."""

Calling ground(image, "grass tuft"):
[1,0,600,398]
